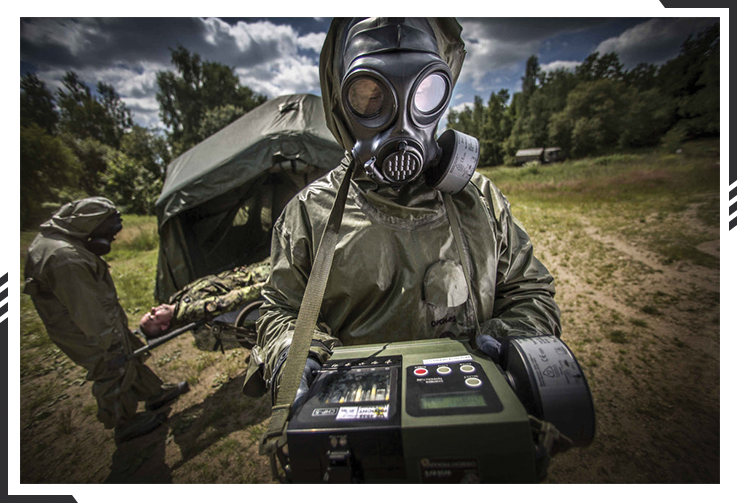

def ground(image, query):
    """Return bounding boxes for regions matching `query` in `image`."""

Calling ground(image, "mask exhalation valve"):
[383,141,423,183]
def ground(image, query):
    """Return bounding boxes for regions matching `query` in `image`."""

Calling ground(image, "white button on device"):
[465,377,482,388]
[436,366,452,375]
[414,367,429,377]
[460,364,476,373]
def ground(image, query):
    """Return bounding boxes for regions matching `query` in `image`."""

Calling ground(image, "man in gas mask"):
[24,197,189,444]
[247,18,561,406]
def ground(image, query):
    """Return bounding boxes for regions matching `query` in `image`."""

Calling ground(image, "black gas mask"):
[340,18,479,194]
[86,211,123,256]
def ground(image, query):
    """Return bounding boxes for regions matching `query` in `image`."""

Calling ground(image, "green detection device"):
[286,336,595,483]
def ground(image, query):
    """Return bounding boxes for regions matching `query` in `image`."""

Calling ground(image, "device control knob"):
[437,366,452,375]
[460,364,476,373]
[465,377,482,388]
[413,367,429,377]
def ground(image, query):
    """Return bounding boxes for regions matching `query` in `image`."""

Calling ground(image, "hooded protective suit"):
[24,197,163,429]
[248,18,561,395]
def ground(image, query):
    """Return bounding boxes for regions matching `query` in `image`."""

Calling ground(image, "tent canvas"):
[154,93,345,302]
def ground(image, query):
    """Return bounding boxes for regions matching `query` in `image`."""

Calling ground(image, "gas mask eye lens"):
[414,73,447,114]
[347,78,385,117]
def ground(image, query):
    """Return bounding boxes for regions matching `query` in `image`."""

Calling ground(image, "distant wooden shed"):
[515,147,565,165]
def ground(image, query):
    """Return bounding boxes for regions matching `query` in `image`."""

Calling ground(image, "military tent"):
[154,93,345,302]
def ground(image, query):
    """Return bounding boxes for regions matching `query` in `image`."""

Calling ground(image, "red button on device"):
[414,367,428,376]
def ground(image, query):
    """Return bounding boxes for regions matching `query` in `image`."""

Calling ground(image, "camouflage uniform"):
[168,259,270,326]
[24,197,164,430]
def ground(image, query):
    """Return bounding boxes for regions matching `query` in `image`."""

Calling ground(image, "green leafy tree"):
[624,63,659,91]
[575,52,624,82]
[120,125,171,180]
[62,135,111,195]
[156,45,267,156]
[56,71,132,149]
[520,55,540,107]
[658,23,720,139]
[619,88,674,148]
[21,124,84,228]
[518,68,579,153]
[483,89,511,166]
[548,79,629,157]
[96,82,133,148]
[21,73,58,135]
[198,104,246,140]
[102,150,163,215]
[447,104,475,137]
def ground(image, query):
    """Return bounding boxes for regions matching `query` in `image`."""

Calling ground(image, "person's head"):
[320,18,479,194]
[139,304,175,338]
[40,197,123,255]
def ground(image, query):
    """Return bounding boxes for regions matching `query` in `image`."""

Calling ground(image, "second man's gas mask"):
[340,18,479,194]
[86,211,123,256]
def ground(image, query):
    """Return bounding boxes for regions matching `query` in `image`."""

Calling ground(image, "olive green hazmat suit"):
[248,18,561,394]
[24,197,164,429]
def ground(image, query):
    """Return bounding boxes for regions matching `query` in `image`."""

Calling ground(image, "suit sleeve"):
[482,184,562,339]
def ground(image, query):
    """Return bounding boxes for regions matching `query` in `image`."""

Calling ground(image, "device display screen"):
[420,392,487,410]
[318,369,392,404]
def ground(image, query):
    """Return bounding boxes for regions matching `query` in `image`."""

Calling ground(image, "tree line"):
[20,46,266,228]
[447,22,719,167]
[21,23,719,228]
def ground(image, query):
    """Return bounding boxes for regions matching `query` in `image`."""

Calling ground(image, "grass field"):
[19,139,720,483]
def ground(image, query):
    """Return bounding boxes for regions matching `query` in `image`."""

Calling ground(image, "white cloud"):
[449,101,475,113]
[594,18,716,67]
[196,18,323,99]
[540,60,579,73]
[237,55,321,98]
[459,20,539,88]
[21,18,108,56]
[297,32,327,53]
[123,96,164,129]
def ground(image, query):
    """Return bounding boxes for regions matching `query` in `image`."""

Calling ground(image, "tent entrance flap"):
[182,163,321,279]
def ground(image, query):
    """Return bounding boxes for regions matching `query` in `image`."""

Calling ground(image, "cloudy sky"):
[20,16,719,132]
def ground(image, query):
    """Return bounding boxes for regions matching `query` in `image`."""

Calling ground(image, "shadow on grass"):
[168,374,272,472]
[104,376,271,483]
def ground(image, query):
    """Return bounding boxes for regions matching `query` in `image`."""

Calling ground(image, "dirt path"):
[538,214,719,483]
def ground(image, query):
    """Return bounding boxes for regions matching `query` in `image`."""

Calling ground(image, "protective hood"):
[39,197,118,240]
[320,17,466,154]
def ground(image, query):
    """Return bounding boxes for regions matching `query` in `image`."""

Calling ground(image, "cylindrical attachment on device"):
[502,336,595,447]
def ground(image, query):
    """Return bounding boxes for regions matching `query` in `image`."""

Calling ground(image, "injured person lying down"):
[139,259,270,339]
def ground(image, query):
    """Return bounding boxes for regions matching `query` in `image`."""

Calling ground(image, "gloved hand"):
[271,347,322,408]
[295,357,322,408]
[476,333,503,363]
